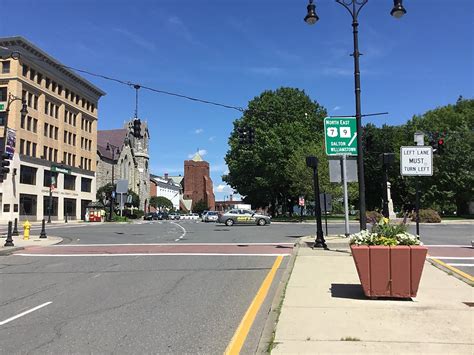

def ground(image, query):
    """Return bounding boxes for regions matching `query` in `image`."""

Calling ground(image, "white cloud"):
[208,136,215,142]
[113,28,156,52]
[187,149,207,159]
[195,128,204,134]
[216,184,233,193]
[333,106,341,111]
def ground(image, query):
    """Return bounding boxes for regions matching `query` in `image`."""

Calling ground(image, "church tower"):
[183,152,215,210]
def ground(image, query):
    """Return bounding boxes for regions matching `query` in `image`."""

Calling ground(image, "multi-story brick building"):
[96,120,150,212]
[183,152,215,211]
[0,36,105,222]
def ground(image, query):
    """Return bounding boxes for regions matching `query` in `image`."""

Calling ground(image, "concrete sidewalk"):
[271,237,473,354]
[0,235,63,255]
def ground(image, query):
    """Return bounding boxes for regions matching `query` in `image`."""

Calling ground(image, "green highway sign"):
[324,117,358,156]
[51,165,71,174]
[0,103,5,111]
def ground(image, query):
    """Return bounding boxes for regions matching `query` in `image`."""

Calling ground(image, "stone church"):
[96,119,150,211]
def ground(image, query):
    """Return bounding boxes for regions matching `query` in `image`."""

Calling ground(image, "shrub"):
[350,218,421,246]
[411,209,441,223]
[366,210,383,224]
[112,215,128,222]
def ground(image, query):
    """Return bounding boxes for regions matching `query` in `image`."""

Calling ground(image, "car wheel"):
[225,219,234,226]
[257,218,266,226]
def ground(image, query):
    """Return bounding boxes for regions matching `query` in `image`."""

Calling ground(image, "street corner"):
[1,235,63,254]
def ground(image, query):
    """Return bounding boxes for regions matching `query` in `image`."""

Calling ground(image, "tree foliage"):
[224,87,327,215]
[365,97,474,215]
[150,196,173,210]
[193,199,209,214]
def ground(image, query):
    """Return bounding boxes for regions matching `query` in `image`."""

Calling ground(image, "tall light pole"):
[304,0,407,230]
[106,142,120,221]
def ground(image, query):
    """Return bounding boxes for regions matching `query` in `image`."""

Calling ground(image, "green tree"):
[363,97,474,215]
[193,199,209,214]
[126,189,140,208]
[150,196,173,210]
[224,87,327,216]
[96,183,115,204]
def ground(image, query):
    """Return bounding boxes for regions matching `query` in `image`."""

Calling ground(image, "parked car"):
[143,212,159,221]
[169,212,181,220]
[201,211,208,222]
[203,211,219,222]
[218,209,271,226]
[157,212,169,220]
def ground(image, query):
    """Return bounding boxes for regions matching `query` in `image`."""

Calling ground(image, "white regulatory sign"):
[400,146,433,176]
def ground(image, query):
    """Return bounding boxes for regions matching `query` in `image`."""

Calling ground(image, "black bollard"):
[12,218,19,236]
[4,221,14,247]
[39,219,47,239]
[65,213,68,223]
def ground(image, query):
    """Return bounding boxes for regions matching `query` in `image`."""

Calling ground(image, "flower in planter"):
[349,218,421,246]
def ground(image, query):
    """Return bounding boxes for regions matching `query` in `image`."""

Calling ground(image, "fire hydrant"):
[23,220,31,240]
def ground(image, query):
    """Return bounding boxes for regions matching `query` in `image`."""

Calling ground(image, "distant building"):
[182,152,215,211]
[0,36,105,221]
[150,173,181,211]
[96,120,150,211]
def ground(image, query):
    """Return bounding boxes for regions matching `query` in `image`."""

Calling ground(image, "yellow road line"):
[224,255,283,355]
[429,257,474,282]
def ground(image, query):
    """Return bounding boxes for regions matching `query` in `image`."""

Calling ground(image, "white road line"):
[0,302,52,326]
[171,221,187,241]
[447,263,474,267]
[52,242,295,247]
[427,257,474,260]
[15,253,290,257]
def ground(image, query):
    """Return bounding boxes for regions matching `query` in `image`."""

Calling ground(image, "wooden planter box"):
[351,245,428,298]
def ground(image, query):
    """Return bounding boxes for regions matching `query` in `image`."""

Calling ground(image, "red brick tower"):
[183,152,215,210]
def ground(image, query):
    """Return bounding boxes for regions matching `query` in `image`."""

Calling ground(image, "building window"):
[29,69,36,81]
[64,174,76,190]
[21,115,26,129]
[20,194,37,216]
[0,87,7,101]
[64,198,76,218]
[55,127,58,140]
[36,73,42,85]
[43,170,58,187]
[2,61,10,74]
[22,64,28,77]
[43,196,58,217]
[20,165,37,185]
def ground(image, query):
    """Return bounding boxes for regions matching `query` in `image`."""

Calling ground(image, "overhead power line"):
[1,47,245,113]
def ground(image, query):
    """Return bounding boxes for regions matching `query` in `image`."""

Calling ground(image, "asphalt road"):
[0,220,472,354]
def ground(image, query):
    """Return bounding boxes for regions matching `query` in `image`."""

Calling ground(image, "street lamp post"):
[106,142,120,221]
[304,0,407,230]
[1,93,28,161]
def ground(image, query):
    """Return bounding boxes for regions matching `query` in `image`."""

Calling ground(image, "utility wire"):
[1,48,245,113]
[1,47,389,124]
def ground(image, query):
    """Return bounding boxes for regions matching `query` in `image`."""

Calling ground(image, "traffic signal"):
[237,127,247,144]
[133,119,141,138]
[0,152,10,181]
[437,138,445,155]
[248,127,255,144]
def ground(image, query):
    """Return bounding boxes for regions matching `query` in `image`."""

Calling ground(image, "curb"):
[427,257,474,286]
[0,246,25,256]
[256,241,299,354]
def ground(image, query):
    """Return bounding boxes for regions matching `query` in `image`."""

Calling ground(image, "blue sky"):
[2,0,473,201]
